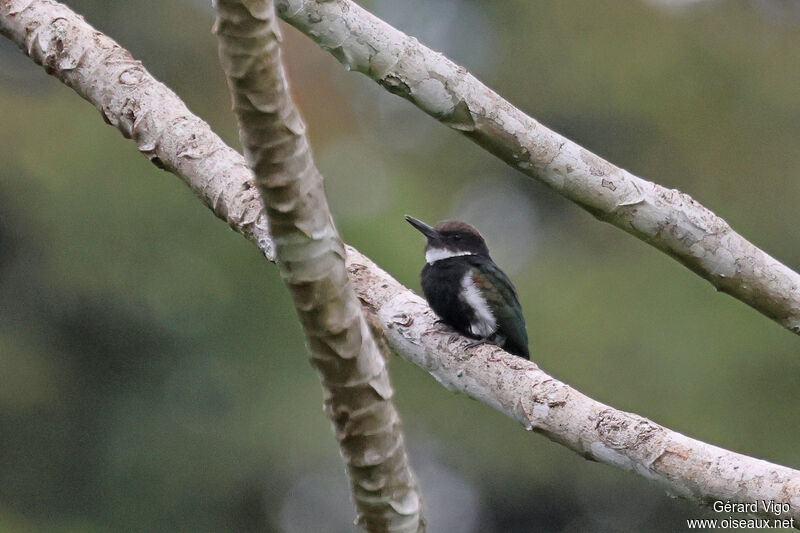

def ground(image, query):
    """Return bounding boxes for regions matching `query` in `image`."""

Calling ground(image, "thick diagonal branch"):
[1,0,798,526]
[213,1,423,531]
[272,0,800,337]
[345,246,800,524]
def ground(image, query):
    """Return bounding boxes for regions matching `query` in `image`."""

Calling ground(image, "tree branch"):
[2,0,798,525]
[213,1,423,531]
[272,0,800,337]
[345,245,800,523]
[0,0,274,258]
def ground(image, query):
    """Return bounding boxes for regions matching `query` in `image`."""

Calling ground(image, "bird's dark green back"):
[467,256,529,358]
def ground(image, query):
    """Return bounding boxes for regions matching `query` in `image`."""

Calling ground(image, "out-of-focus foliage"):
[1,0,798,531]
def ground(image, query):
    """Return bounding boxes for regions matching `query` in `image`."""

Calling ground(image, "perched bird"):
[405,215,529,359]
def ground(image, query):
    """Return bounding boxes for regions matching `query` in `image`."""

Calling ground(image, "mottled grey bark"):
[272,0,800,337]
[345,245,800,525]
[212,1,423,531]
[2,0,798,527]
[0,0,273,258]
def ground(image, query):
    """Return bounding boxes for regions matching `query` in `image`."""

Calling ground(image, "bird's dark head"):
[405,215,490,263]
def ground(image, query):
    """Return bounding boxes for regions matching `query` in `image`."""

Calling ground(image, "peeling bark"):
[1,0,798,527]
[272,0,800,337]
[213,1,423,531]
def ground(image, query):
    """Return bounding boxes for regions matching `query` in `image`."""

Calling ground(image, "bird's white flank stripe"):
[425,247,475,264]
[461,273,497,338]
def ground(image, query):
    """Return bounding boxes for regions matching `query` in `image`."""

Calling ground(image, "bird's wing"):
[467,257,529,358]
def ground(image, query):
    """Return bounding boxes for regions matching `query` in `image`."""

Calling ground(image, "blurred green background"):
[1,0,799,531]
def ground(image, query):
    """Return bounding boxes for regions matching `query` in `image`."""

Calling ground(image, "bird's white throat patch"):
[425,247,475,264]
[461,274,497,338]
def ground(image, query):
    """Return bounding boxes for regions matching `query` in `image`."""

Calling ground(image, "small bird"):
[405,215,529,359]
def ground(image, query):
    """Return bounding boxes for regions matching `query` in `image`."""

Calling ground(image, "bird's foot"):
[466,334,506,352]
[465,339,490,350]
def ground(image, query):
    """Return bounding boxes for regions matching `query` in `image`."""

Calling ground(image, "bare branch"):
[345,245,800,523]
[0,0,274,258]
[272,0,800,337]
[2,0,798,525]
[213,0,423,530]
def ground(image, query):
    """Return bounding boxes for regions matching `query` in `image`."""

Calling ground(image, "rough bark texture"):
[345,245,800,524]
[213,1,423,531]
[2,0,798,526]
[2,0,274,257]
[272,0,800,337]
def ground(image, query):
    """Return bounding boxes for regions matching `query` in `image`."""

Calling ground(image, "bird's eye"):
[453,234,462,240]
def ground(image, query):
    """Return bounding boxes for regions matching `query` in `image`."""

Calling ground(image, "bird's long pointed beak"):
[405,215,440,240]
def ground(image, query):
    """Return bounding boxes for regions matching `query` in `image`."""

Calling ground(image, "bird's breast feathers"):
[460,272,497,338]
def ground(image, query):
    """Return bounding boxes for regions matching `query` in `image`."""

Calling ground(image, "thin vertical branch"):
[213,1,424,531]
